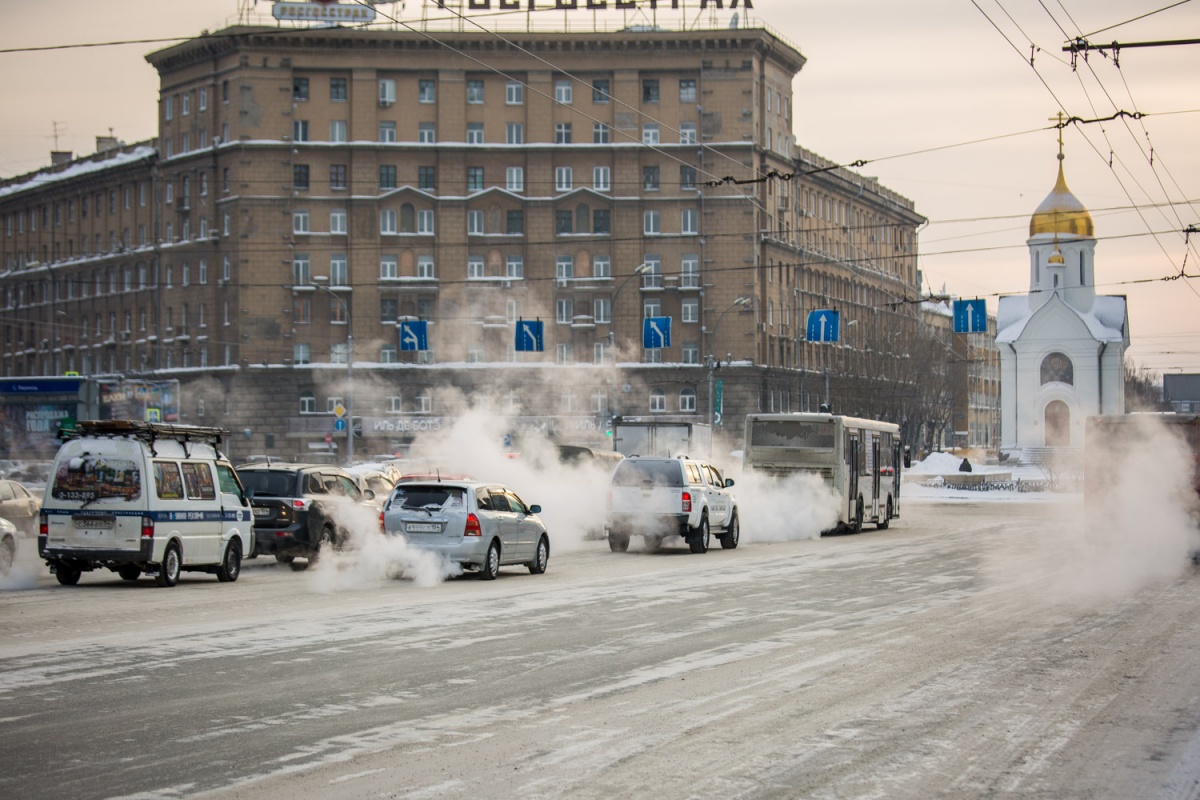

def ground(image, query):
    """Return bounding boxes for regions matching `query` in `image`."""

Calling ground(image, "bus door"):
[871,435,882,518]
[892,442,902,518]
[846,432,860,523]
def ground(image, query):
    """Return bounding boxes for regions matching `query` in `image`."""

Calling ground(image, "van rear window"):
[51,457,141,503]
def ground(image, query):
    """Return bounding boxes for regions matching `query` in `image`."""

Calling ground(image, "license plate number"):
[406,522,440,533]
[74,517,113,530]
[252,507,270,518]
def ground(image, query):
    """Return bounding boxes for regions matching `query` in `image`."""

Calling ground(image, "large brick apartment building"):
[0,20,926,459]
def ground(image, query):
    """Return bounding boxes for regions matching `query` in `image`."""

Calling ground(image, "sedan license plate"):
[74,517,113,530]
[405,522,441,533]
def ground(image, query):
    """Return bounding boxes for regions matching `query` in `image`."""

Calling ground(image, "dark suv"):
[236,464,376,567]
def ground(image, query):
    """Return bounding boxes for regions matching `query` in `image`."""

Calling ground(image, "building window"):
[593,254,611,278]
[381,344,398,363]
[293,210,310,234]
[293,165,310,190]
[555,123,572,144]
[466,167,484,192]
[417,209,435,235]
[466,79,484,104]
[649,388,666,412]
[293,296,311,324]
[330,164,347,190]
[506,122,523,144]
[556,255,574,280]
[380,209,397,234]
[164,96,173,120]
[506,255,524,278]
[555,79,572,104]
[506,210,524,235]
[506,80,524,104]
[380,255,398,279]
[506,166,524,192]
[593,209,611,234]
[418,166,436,191]
[331,77,347,101]
[556,299,572,324]
[379,78,396,105]
[292,255,310,285]
[643,166,660,191]
[379,165,397,189]
[380,297,398,323]
[592,79,610,103]
[293,77,309,102]
[680,165,697,190]
[681,254,699,288]
[292,120,309,142]
[379,121,397,142]
[593,123,610,144]
[295,347,313,370]
[679,388,697,411]
[330,254,348,286]
[682,298,699,323]
[467,256,484,279]
[330,120,347,142]
[594,298,611,324]
[680,122,697,144]
[593,166,610,192]
[556,211,573,235]
[467,210,484,234]
[299,390,316,413]
[1040,352,1074,385]
[330,209,347,234]
[418,79,436,103]
[417,256,435,279]
[418,123,435,143]
[555,167,573,192]
[467,123,484,144]
[642,124,660,145]
[679,79,697,103]
[644,210,660,235]
[642,79,659,103]
[681,208,698,235]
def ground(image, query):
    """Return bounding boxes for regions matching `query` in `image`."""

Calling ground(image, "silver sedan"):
[381,481,549,580]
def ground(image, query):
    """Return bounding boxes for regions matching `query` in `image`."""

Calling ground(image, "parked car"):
[236,463,377,567]
[380,480,549,580]
[345,466,398,510]
[0,479,41,536]
[0,517,17,575]
[606,455,739,554]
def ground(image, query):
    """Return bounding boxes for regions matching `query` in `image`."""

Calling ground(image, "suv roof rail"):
[68,419,229,447]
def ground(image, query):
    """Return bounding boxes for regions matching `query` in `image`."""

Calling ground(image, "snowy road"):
[2,497,1200,799]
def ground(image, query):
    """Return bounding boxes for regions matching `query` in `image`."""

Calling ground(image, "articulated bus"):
[743,413,902,533]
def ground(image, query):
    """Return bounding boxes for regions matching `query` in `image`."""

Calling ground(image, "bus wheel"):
[877,498,892,530]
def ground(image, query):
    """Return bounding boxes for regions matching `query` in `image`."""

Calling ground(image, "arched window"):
[1040,352,1074,385]
[649,388,666,412]
[679,388,697,412]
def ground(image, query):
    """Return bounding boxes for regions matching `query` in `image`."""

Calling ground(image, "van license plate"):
[74,517,114,530]
[406,523,440,533]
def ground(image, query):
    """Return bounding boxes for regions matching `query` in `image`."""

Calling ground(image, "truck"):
[610,416,712,460]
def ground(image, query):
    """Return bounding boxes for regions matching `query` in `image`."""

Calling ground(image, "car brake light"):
[464,513,482,536]
[141,515,154,539]
[682,492,692,513]
[379,510,385,533]
[293,498,311,511]
[39,512,47,536]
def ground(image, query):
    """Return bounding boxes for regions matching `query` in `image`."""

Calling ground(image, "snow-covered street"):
[2,494,1199,799]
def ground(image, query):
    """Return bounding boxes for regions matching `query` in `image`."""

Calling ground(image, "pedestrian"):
[959,456,973,473]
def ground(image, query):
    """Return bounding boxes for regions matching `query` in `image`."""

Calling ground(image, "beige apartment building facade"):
[0,22,926,459]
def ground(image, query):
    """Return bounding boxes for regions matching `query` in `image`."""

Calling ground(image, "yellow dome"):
[1029,160,1094,237]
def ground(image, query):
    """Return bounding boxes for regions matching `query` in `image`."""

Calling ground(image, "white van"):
[39,420,253,587]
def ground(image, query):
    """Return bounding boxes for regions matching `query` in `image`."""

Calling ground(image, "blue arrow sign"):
[806,310,840,343]
[642,316,672,349]
[514,319,544,352]
[953,299,987,333]
[399,320,428,351]
[333,418,347,432]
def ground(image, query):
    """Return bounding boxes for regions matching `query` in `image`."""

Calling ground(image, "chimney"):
[95,135,120,153]
[51,151,74,166]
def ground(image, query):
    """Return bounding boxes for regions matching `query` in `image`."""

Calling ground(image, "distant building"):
[996,146,1129,453]
[0,18,925,459]
[1164,374,1200,414]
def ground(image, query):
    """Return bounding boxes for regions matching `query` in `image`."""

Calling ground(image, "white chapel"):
[996,145,1129,454]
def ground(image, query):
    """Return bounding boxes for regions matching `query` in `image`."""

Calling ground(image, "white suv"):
[606,456,739,554]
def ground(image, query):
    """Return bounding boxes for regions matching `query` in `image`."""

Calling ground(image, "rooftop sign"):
[431,0,754,7]
[272,2,378,23]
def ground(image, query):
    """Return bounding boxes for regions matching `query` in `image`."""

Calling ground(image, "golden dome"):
[1029,159,1094,238]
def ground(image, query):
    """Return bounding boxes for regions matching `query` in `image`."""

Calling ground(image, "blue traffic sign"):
[399,320,428,351]
[642,316,672,349]
[953,299,987,333]
[806,310,840,343]
[515,319,544,352]
[333,418,347,432]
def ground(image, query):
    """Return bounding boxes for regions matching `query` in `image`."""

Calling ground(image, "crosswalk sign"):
[806,310,840,343]
[399,320,428,351]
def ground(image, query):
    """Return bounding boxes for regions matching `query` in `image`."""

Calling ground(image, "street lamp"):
[704,296,751,427]
[606,262,655,353]
[311,275,354,464]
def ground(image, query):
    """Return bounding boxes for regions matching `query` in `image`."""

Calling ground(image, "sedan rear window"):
[612,460,684,487]
[390,485,466,510]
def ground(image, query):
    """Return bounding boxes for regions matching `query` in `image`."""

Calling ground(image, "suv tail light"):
[681,491,692,513]
[292,498,312,511]
[464,513,482,536]
[141,515,155,539]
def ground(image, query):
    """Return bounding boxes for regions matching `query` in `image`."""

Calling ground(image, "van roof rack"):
[68,419,229,447]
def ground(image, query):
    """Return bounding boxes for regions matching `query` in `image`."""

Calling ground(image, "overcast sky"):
[1,0,1197,372]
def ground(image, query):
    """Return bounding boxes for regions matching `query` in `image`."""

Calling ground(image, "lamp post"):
[705,296,751,427]
[311,275,353,464]
[606,262,654,353]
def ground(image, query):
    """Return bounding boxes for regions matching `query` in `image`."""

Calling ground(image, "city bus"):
[743,412,902,533]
